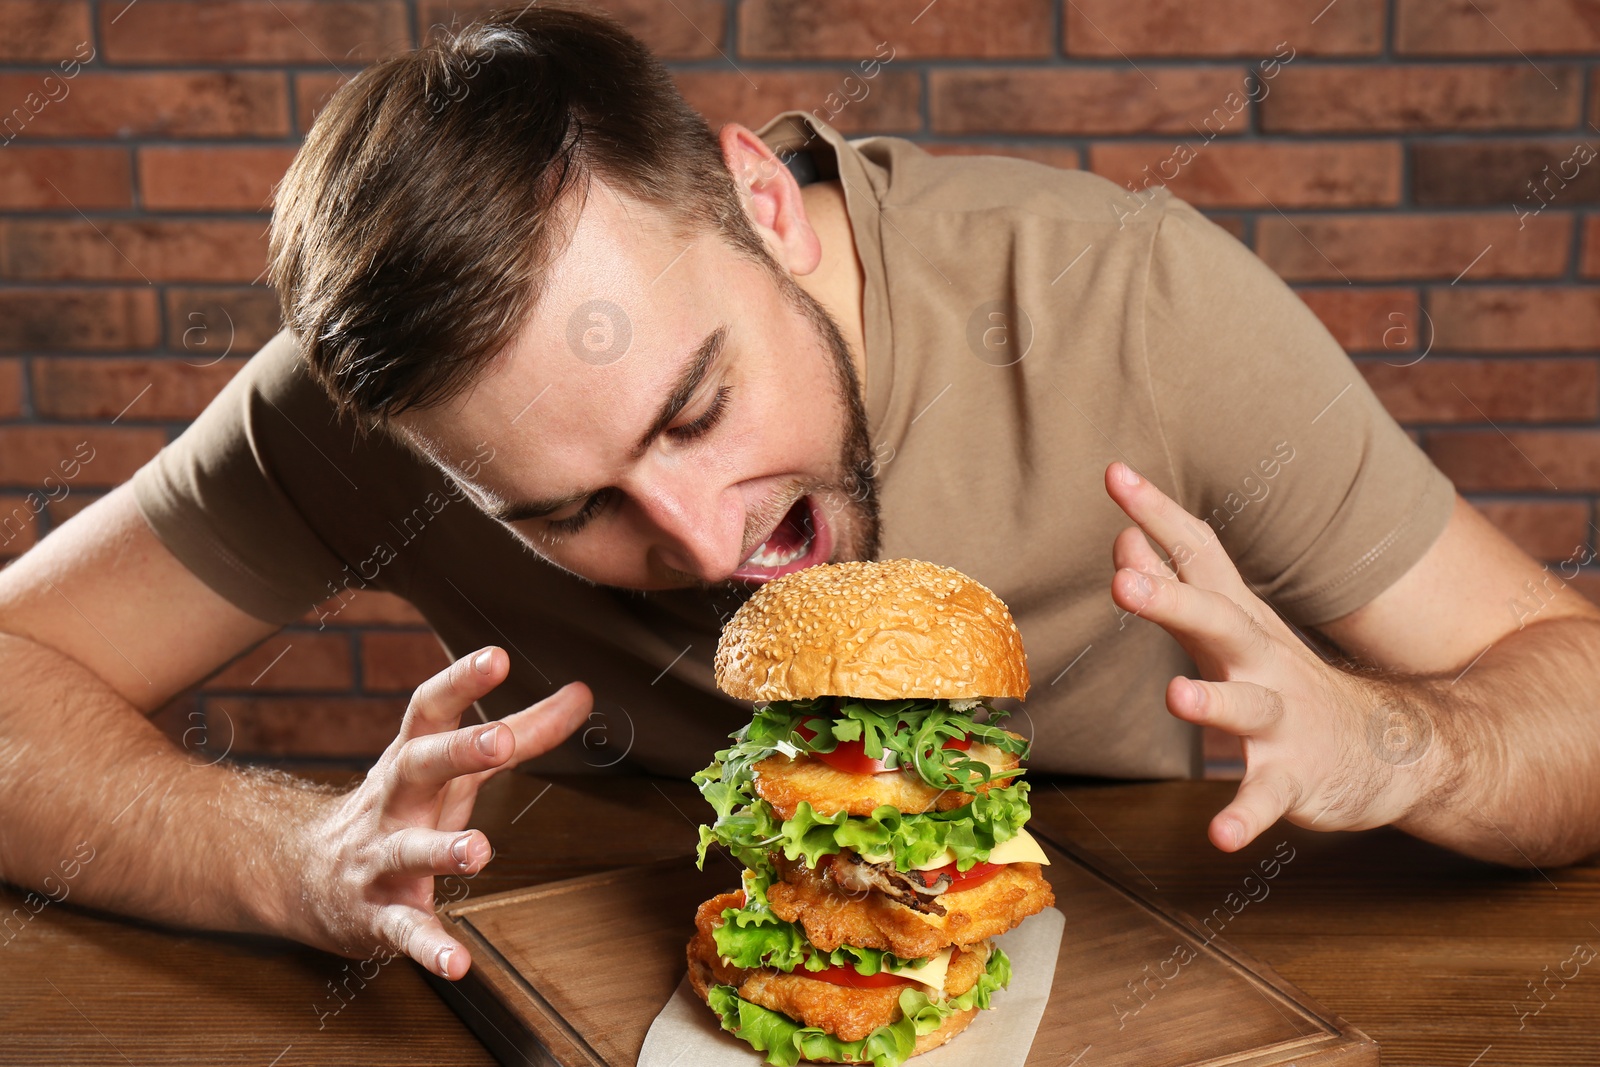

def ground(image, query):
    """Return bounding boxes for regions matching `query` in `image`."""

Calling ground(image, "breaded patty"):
[752,739,1021,820]
[686,891,993,1044]
[766,858,1054,960]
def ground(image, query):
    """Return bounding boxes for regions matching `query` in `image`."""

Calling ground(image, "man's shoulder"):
[848,133,1178,231]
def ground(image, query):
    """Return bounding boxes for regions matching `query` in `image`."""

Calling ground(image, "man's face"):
[395,178,880,593]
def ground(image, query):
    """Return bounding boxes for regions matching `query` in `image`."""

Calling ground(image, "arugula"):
[706,947,1012,1067]
[700,697,1030,794]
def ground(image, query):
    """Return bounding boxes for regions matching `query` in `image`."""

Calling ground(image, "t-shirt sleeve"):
[130,329,354,625]
[1140,195,1457,627]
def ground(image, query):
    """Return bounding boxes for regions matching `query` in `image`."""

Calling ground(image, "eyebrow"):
[485,326,727,524]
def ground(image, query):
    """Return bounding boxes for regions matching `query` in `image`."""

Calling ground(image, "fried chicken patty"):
[686,891,992,1044]
[766,858,1054,960]
[752,739,1022,820]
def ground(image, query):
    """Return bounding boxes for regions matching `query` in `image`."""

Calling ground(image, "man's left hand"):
[1102,460,1437,852]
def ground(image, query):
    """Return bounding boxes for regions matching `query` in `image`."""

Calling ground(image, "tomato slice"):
[916,860,1004,893]
[795,717,972,775]
[799,962,914,989]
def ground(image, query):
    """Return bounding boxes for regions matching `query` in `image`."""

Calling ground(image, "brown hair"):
[268,3,768,427]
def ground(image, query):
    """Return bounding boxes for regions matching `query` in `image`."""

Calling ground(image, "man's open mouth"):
[733,494,831,583]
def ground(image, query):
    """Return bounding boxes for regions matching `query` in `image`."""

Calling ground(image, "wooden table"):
[3,769,1597,1065]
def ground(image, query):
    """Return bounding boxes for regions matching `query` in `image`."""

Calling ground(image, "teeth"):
[743,526,814,570]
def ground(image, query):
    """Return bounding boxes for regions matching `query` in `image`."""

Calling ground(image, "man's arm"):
[1316,493,1600,866]
[1101,462,1600,867]
[0,485,592,975]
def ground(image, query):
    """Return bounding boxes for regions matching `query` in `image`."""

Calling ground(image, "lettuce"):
[706,947,1012,1067]
[697,782,1033,876]
[714,893,922,975]
[695,697,1030,795]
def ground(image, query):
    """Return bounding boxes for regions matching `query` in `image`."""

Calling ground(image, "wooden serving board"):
[426,832,1378,1066]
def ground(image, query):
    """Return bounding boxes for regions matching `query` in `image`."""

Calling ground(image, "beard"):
[660,264,883,597]
[774,268,883,564]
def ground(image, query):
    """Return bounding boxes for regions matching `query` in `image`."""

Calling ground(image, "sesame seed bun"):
[714,559,1029,701]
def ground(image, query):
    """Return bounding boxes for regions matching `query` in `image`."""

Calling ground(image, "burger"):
[688,559,1056,1066]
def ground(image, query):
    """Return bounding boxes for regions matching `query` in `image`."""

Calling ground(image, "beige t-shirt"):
[131,111,1456,780]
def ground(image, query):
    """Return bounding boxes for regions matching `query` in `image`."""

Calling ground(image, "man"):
[1,5,1597,985]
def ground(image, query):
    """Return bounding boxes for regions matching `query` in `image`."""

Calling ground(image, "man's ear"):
[718,123,822,276]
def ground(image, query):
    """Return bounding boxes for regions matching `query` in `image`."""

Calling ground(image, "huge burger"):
[688,558,1055,1066]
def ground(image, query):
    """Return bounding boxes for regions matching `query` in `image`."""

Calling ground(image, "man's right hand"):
[287,646,591,979]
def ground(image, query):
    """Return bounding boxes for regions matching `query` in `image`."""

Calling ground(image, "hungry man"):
[0,5,1596,983]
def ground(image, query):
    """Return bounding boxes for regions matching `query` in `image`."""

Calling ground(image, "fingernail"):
[1226,820,1243,849]
[1118,463,1141,487]
[1132,571,1154,601]
[436,945,454,977]
[473,649,494,674]
[1181,677,1202,710]
[450,832,473,867]
[476,724,503,757]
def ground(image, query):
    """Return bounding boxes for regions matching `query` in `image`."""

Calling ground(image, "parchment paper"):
[638,906,1065,1067]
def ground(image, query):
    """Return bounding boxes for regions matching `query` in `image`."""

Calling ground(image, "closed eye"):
[667,384,732,443]
[544,487,618,538]
[543,385,732,540]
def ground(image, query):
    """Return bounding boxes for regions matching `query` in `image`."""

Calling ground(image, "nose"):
[633,466,746,582]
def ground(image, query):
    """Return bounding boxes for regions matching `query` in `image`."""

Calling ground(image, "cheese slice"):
[858,828,1052,871]
[883,947,952,992]
[985,828,1051,866]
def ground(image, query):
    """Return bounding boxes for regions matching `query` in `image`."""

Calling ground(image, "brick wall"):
[1,0,1596,769]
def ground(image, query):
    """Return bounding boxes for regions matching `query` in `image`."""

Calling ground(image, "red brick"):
[0,493,43,555]
[361,631,451,692]
[102,1,410,64]
[1295,288,1420,353]
[1469,499,1594,562]
[930,68,1248,136]
[164,287,283,355]
[1397,0,1600,55]
[0,71,288,139]
[138,146,298,212]
[0,357,20,418]
[675,70,921,134]
[1258,213,1571,282]
[1411,139,1600,207]
[1584,216,1600,278]
[919,142,1080,169]
[222,695,407,757]
[44,490,99,525]
[1090,141,1402,209]
[420,0,726,59]
[1262,64,1582,133]
[204,633,353,691]
[1066,0,1382,56]
[292,71,350,134]
[1428,431,1600,491]
[1206,214,1247,242]
[0,427,165,486]
[0,147,130,209]
[742,0,1049,58]
[301,589,427,627]
[0,1,90,61]
[0,219,268,283]
[1357,358,1599,423]
[0,289,160,351]
[1429,287,1600,351]
[30,357,246,421]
